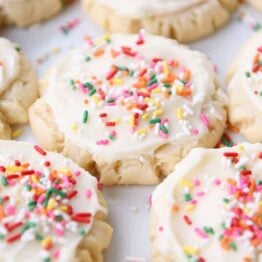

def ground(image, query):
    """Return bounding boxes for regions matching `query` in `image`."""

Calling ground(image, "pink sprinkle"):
[96,139,109,145]
[6,205,15,215]
[190,200,197,205]
[197,191,205,197]
[63,175,70,188]
[195,227,208,239]
[159,226,164,232]
[37,195,45,204]
[148,195,152,206]
[214,179,221,186]
[55,228,64,237]
[159,130,168,139]
[200,113,209,128]
[147,83,158,91]
[7,180,15,186]
[74,171,81,177]
[192,129,199,135]
[161,118,169,125]
[79,83,88,94]
[136,33,144,45]
[194,179,200,186]
[53,250,60,259]
[85,189,92,199]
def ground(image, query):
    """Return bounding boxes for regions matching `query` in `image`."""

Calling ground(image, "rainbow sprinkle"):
[0,144,98,261]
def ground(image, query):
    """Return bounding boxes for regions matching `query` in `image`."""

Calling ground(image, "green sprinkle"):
[22,222,36,233]
[245,72,251,78]
[85,56,91,62]
[129,70,134,77]
[69,79,76,89]
[203,226,215,235]
[106,98,115,103]
[28,201,37,211]
[164,83,172,88]
[160,125,168,134]
[82,110,88,124]
[43,258,51,262]
[258,180,262,185]
[51,188,66,198]
[117,66,128,71]
[15,47,21,52]
[222,198,230,203]
[0,234,4,240]
[230,242,237,251]
[149,118,161,124]
[254,23,262,31]
[35,233,44,241]
[221,222,226,229]
[55,215,64,222]
[184,193,192,202]
[79,228,86,236]
[1,176,7,186]
[84,82,94,90]
[240,165,246,171]
[89,88,97,96]
[25,184,32,191]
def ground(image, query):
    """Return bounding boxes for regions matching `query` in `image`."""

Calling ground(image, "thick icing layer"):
[152,143,262,261]
[0,38,20,96]
[229,32,262,111]
[0,141,104,262]
[97,0,205,18]
[44,33,226,163]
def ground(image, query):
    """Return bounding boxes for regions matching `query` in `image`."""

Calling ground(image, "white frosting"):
[97,0,205,18]
[228,32,262,111]
[152,143,262,261]
[0,38,20,96]
[43,33,226,163]
[0,140,104,262]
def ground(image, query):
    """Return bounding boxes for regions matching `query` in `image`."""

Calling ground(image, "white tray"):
[1,3,261,262]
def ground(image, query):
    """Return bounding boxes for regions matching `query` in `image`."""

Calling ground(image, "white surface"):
[1,3,261,262]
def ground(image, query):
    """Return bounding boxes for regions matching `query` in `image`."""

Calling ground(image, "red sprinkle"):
[34,145,46,156]
[67,190,78,199]
[183,215,192,225]
[6,233,22,243]
[240,170,252,176]
[21,170,35,176]
[223,152,238,158]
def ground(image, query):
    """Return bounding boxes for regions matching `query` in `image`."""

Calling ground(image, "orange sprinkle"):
[22,162,30,168]
[227,123,239,133]
[0,205,5,220]
[227,178,236,185]
[177,89,192,97]
[163,73,176,83]
[184,70,191,81]
[93,48,104,57]
[172,205,179,213]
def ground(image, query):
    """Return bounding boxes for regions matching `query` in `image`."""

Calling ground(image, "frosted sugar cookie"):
[151,143,262,262]
[29,33,227,185]
[81,0,239,43]
[0,37,38,139]
[0,0,65,27]
[247,0,262,11]
[0,140,112,261]
[227,32,262,143]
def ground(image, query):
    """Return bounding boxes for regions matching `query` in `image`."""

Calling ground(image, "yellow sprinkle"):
[238,144,244,151]
[176,84,184,92]
[59,168,70,175]
[112,78,123,85]
[42,236,53,248]
[31,175,39,184]
[96,33,110,45]
[92,95,100,104]
[6,166,24,173]
[142,113,150,120]
[179,178,193,188]
[185,204,195,212]
[12,129,23,139]
[130,116,135,127]
[114,118,121,124]
[137,129,147,135]
[176,108,184,120]
[152,88,161,94]
[153,109,163,117]
[71,123,79,132]
[47,198,56,211]
[183,246,199,255]
[163,60,169,76]
[59,205,68,212]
